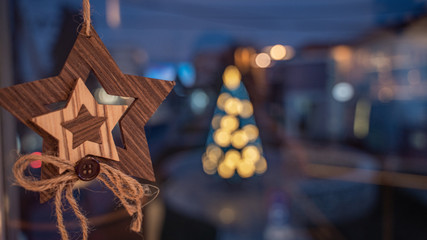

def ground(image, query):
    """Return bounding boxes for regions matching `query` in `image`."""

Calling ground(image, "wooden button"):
[74,156,100,181]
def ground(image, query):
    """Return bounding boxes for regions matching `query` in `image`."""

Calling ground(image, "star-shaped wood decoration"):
[32,78,127,173]
[61,105,107,148]
[0,25,175,202]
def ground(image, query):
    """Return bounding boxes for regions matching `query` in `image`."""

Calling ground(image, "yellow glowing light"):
[206,144,223,162]
[218,162,235,179]
[220,115,239,132]
[331,45,353,62]
[211,114,222,130]
[226,150,241,162]
[203,161,217,172]
[239,100,253,118]
[243,124,259,142]
[255,157,267,174]
[255,53,271,68]
[270,44,287,60]
[242,146,260,163]
[223,65,241,90]
[353,99,371,139]
[217,93,231,110]
[235,48,255,74]
[224,149,241,169]
[231,130,249,149]
[237,161,255,178]
[224,98,243,115]
[214,129,231,147]
[202,154,218,171]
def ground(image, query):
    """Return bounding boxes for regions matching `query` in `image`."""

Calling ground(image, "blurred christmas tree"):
[203,65,267,179]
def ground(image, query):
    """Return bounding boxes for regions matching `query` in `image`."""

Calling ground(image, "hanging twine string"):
[82,0,91,36]
[13,154,156,240]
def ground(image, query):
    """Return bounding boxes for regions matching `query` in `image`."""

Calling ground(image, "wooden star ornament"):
[0,25,175,202]
[32,78,128,173]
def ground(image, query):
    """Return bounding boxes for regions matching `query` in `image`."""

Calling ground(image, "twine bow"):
[13,154,156,240]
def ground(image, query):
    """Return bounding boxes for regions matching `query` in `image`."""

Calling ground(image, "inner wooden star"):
[61,105,107,149]
[32,78,128,172]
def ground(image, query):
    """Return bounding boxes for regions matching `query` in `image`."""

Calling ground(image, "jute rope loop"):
[82,0,91,36]
[13,154,153,240]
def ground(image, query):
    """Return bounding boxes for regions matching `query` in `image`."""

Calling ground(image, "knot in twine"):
[13,154,154,240]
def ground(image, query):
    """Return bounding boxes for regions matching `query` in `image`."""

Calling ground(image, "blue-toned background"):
[2,0,427,239]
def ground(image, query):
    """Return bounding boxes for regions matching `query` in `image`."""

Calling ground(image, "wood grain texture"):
[0,25,175,202]
[62,105,106,148]
[32,78,126,173]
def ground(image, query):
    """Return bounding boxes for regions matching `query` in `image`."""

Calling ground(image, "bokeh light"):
[224,149,241,169]
[270,44,287,60]
[223,65,241,90]
[202,153,218,174]
[220,115,239,132]
[211,114,222,129]
[255,53,271,68]
[332,82,354,102]
[217,93,231,110]
[255,157,267,174]
[203,164,217,174]
[231,130,249,149]
[214,129,231,147]
[178,62,196,87]
[243,124,259,142]
[224,98,243,115]
[190,89,209,114]
[203,165,217,175]
[218,162,234,179]
[242,145,260,163]
[206,144,223,162]
[234,47,255,73]
[237,161,255,178]
[203,148,220,175]
[331,45,353,62]
[239,100,253,118]
[30,152,42,169]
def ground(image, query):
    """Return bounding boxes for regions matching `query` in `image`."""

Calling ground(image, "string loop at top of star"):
[82,0,91,37]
